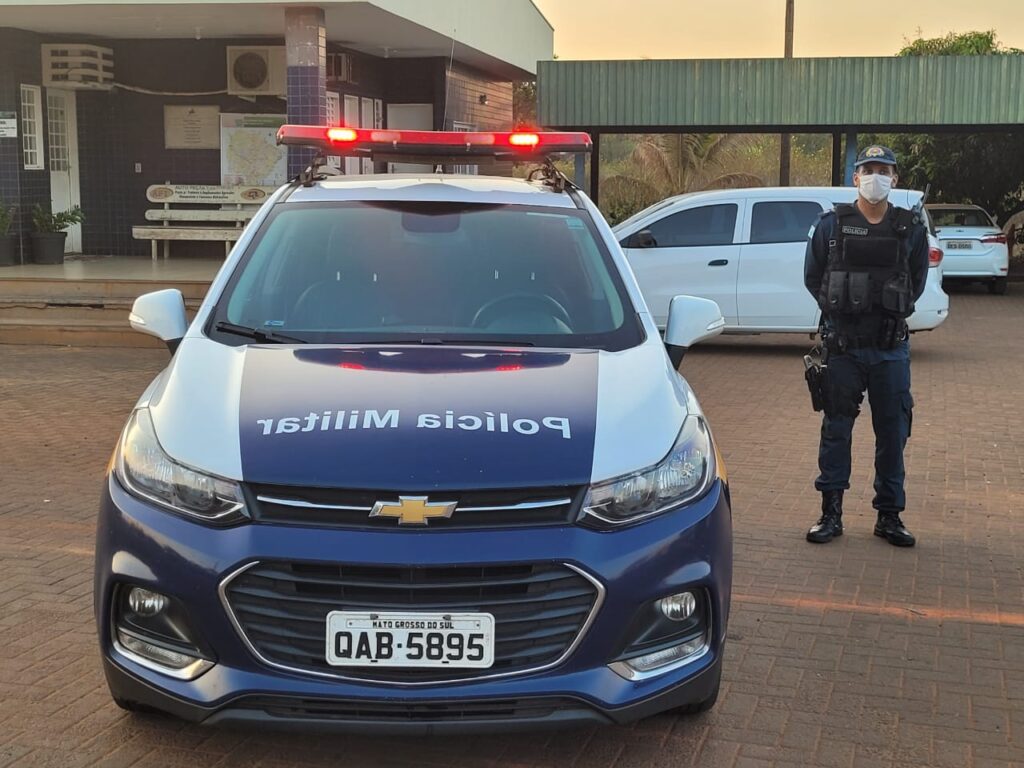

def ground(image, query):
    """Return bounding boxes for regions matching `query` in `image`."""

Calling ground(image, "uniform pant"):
[815,340,913,514]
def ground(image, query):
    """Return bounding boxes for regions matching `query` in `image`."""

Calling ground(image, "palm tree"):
[601,133,765,224]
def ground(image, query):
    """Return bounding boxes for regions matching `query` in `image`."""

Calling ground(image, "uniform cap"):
[854,145,897,167]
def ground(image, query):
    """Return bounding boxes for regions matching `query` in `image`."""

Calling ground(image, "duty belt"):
[824,321,908,352]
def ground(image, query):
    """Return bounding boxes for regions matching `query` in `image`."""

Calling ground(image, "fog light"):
[128,587,168,617]
[657,591,696,621]
[115,629,213,680]
[609,635,708,681]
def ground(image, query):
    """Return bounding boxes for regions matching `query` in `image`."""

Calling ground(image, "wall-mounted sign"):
[146,184,274,204]
[0,111,17,138]
[164,105,220,149]
[220,113,287,186]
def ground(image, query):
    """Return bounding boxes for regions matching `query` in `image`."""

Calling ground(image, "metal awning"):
[538,56,1024,131]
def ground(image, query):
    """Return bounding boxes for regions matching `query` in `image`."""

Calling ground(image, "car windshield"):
[210,201,642,351]
[929,208,994,228]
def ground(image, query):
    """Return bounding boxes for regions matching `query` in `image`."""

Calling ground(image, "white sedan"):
[614,186,949,334]
[927,204,1009,294]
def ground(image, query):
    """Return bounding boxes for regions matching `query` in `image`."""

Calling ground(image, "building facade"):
[0,0,552,262]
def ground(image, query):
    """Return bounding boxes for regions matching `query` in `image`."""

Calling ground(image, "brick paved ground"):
[1,288,1022,767]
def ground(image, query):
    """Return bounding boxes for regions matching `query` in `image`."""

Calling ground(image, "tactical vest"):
[819,203,916,329]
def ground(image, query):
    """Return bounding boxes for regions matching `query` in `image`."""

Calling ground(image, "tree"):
[871,31,1024,231]
[512,81,536,129]
[601,133,765,224]
[898,29,1022,56]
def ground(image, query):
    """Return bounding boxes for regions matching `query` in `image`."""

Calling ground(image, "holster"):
[803,348,832,413]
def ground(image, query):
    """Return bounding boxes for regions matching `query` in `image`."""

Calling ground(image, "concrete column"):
[844,129,858,186]
[285,6,327,178]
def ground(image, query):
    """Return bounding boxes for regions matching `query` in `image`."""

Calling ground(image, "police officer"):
[804,145,929,547]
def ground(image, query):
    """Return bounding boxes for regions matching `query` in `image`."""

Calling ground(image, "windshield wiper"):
[214,321,307,344]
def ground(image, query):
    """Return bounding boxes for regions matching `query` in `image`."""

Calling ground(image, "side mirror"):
[664,295,725,367]
[129,289,188,354]
[622,229,657,249]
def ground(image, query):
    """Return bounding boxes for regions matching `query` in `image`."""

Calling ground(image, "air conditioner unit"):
[227,46,286,96]
[41,44,114,90]
[327,52,359,84]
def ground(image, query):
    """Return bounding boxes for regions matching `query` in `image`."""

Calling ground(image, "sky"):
[530,0,1024,60]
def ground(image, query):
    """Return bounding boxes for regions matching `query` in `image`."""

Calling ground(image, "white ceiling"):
[0,1,545,78]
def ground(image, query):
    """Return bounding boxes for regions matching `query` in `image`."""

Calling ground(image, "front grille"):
[223,561,601,683]
[248,485,583,530]
[235,695,593,723]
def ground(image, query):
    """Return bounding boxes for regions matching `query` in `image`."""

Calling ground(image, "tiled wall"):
[0,28,517,259]
[0,28,51,264]
[78,37,287,257]
[285,8,327,178]
[382,58,446,128]
[444,62,514,132]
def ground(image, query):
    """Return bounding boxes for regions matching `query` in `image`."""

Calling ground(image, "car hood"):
[145,338,692,491]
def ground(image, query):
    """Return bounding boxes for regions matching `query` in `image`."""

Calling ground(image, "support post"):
[844,129,858,185]
[779,0,795,186]
[574,151,586,189]
[589,131,601,206]
[831,131,843,186]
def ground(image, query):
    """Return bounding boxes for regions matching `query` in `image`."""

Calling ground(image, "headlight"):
[114,409,248,525]
[581,416,715,527]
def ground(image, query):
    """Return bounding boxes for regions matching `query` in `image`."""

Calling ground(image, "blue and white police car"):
[95,126,733,732]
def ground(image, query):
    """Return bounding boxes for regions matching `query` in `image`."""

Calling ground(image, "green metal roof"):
[537,56,1024,130]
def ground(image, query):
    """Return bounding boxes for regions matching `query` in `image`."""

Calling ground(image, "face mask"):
[857,173,893,204]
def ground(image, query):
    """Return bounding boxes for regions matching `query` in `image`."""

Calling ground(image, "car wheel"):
[673,667,721,715]
[988,278,1008,295]
[111,694,159,714]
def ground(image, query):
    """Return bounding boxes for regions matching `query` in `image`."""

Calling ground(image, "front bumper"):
[95,474,732,732]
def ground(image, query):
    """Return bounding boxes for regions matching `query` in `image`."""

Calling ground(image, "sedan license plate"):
[946,240,973,250]
[326,611,495,668]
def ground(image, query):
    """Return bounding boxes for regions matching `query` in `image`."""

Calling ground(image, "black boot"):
[874,512,916,547]
[807,490,844,543]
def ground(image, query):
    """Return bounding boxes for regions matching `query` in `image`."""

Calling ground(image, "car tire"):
[988,278,1008,295]
[111,694,159,714]
[672,667,722,715]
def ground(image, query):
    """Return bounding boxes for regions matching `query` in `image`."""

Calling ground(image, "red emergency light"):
[276,125,592,160]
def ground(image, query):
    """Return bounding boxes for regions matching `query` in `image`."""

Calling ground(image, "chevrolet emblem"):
[369,496,457,526]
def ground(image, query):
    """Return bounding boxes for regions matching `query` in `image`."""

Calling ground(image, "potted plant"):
[0,201,15,266]
[31,204,84,265]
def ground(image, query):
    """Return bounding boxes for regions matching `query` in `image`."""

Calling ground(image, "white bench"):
[132,184,277,261]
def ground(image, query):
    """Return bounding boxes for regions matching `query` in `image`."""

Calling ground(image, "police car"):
[95,126,733,732]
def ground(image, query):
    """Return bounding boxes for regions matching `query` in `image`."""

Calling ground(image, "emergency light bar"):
[276,125,592,161]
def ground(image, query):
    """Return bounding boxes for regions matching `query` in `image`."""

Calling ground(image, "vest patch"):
[841,225,869,236]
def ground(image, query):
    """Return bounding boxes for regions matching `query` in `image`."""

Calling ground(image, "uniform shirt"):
[804,202,929,343]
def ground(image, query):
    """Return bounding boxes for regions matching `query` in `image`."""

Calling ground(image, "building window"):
[47,92,70,172]
[20,85,44,170]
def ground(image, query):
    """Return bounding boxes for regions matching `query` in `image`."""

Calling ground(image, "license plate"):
[946,240,973,250]
[325,611,495,668]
